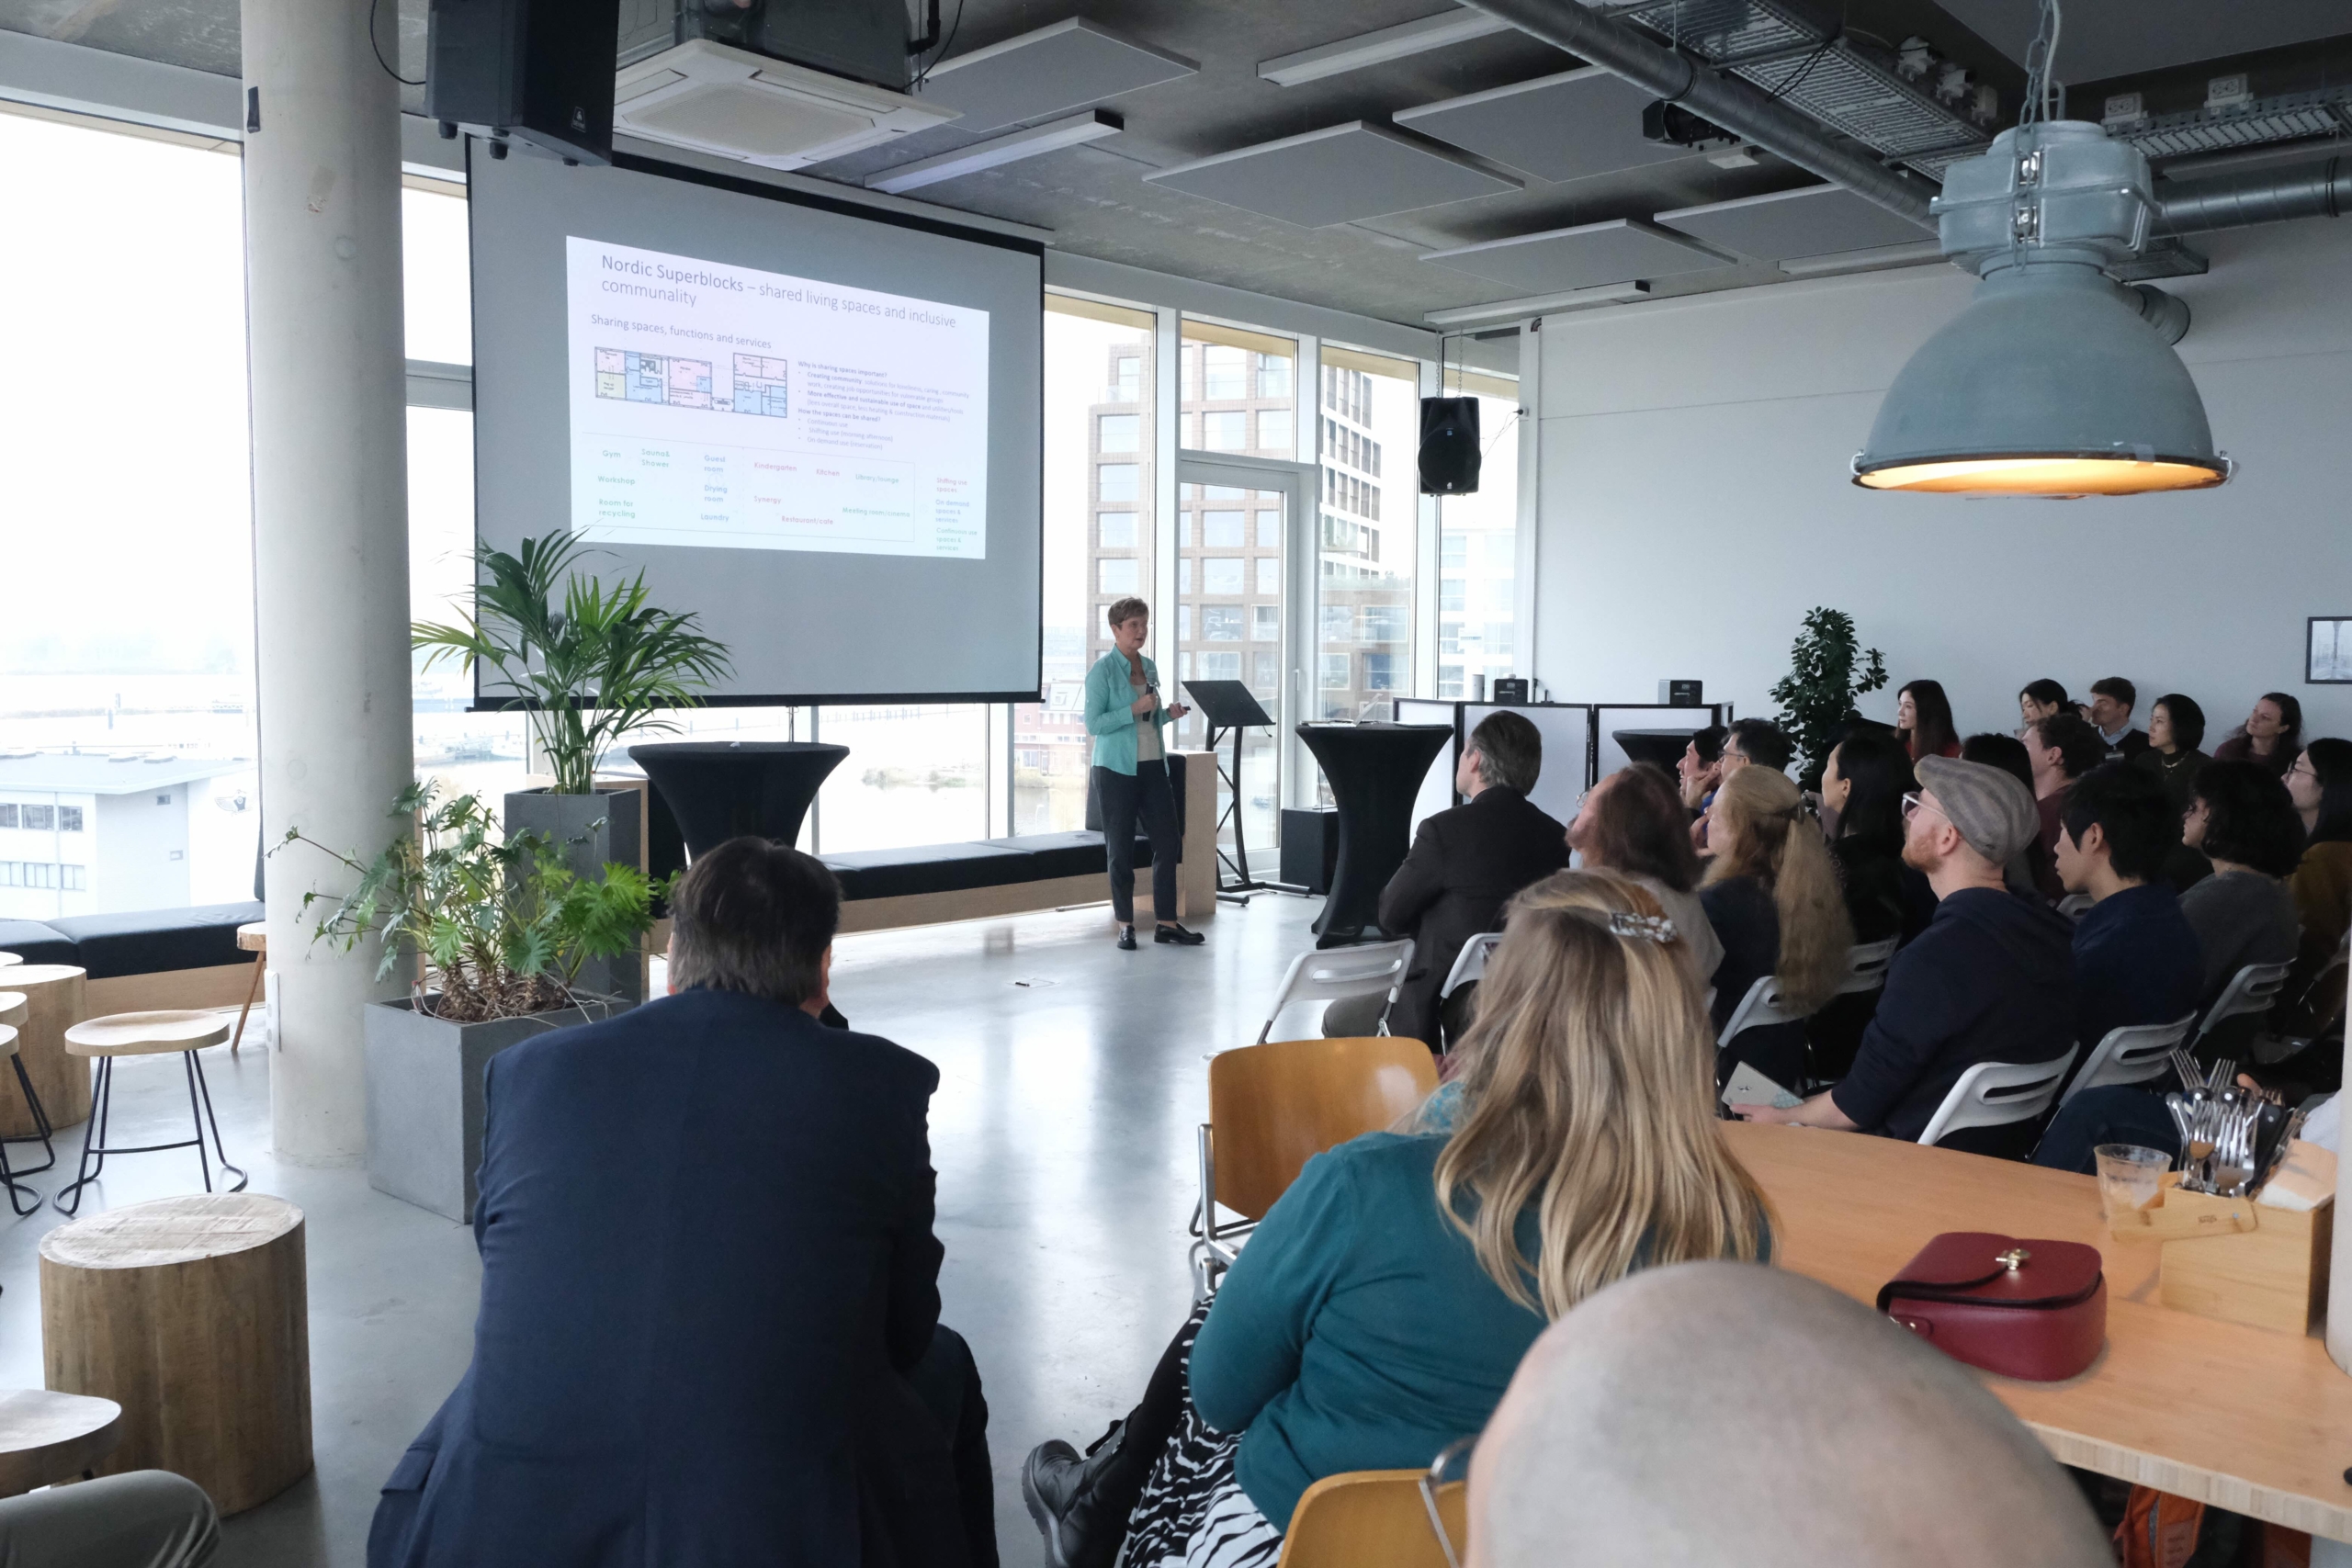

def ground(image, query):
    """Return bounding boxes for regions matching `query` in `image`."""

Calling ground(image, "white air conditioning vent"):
[614,41,959,170]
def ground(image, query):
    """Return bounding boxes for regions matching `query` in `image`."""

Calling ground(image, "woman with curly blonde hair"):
[1702,766,1855,1093]
[1022,870,1771,1568]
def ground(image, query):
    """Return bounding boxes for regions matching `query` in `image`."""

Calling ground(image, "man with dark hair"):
[370,837,997,1568]
[2179,759,2304,1009]
[1722,717,1794,776]
[1328,710,1569,1047]
[2027,711,2107,873]
[1678,725,1728,815]
[2086,677,2149,760]
[2055,763,2202,1059]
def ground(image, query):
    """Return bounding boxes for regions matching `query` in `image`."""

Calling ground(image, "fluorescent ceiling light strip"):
[1425,282,1648,325]
[1259,9,1514,87]
[865,109,1123,194]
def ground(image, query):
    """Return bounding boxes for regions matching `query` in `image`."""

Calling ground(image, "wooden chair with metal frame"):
[1278,1468,1466,1568]
[1190,1035,1439,1300]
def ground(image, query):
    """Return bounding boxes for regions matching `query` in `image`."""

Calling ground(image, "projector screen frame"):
[462,139,1049,711]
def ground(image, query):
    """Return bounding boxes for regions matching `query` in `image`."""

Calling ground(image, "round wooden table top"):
[0,1390,122,1497]
[236,922,266,954]
[0,952,19,966]
[0,994,21,1026]
[3,964,84,988]
[41,1193,302,1272]
[64,1010,231,1058]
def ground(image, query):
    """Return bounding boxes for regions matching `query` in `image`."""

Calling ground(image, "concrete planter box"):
[363,993,632,1222]
[504,785,644,1002]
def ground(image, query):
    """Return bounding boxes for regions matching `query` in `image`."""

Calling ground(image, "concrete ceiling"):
[5,0,2350,331]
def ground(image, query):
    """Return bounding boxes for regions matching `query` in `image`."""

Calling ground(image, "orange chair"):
[1278,1470,1466,1568]
[1191,1036,1439,1297]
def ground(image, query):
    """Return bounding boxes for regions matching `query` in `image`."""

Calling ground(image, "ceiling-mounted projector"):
[614,0,960,170]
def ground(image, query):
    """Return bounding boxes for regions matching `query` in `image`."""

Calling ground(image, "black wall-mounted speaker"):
[426,0,620,165]
[1419,397,1482,495]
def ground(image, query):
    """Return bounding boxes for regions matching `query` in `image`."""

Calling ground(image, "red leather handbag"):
[1875,1231,2107,1382]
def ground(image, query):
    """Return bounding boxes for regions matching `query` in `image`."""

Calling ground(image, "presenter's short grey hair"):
[1107,597,1148,629]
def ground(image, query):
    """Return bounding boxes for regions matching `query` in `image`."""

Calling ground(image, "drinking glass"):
[2094,1144,2171,1221]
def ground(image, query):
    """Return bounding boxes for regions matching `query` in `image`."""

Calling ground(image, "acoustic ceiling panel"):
[1145,122,1523,227]
[1395,65,1700,184]
[919,19,1199,137]
[1422,219,1733,291]
[1931,0,2352,82]
[1655,184,1935,262]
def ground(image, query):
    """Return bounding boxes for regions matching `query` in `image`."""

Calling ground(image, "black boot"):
[1153,923,1204,946]
[1116,925,1137,951]
[1021,1421,1148,1568]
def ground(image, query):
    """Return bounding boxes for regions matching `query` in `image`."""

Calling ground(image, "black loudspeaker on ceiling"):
[1419,397,1482,495]
[425,0,621,165]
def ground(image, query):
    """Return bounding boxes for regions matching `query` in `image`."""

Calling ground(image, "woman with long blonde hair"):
[1021,870,1771,1568]
[1702,766,1855,1092]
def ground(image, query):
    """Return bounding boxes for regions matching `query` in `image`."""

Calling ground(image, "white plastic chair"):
[1836,937,1901,997]
[1917,1046,2077,1147]
[1718,976,1801,1051]
[2055,893,2096,920]
[1257,940,1416,1043]
[2193,960,2294,1048]
[2061,1012,2197,1104]
[1437,933,1502,1003]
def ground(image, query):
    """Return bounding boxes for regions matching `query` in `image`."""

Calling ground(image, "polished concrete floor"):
[0,892,1324,1565]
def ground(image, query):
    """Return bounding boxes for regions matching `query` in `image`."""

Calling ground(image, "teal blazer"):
[1083,649,1173,774]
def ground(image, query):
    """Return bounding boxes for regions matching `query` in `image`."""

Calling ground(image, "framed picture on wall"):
[2311,617,2352,683]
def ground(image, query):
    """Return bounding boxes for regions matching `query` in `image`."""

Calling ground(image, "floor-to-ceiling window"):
[1019,296,1159,834]
[1436,368,1521,701]
[0,109,257,916]
[1316,348,1419,724]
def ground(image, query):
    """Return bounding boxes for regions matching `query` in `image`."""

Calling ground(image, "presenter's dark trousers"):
[1096,761,1180,926]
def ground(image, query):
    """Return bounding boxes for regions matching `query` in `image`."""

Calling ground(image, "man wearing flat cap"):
[1735,757,2075,1154]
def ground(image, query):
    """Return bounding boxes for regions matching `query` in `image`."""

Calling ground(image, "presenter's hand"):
[1131,694,1158,716]
[1169,704,1191,719]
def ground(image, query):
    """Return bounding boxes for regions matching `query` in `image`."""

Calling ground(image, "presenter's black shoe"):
[1115,925,1137,951]
[1023,1424,1147,1568]
[1154,923,1205,946]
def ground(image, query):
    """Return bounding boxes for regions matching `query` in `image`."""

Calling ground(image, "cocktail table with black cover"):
[628,742,851,871]
[1295,723,1454,948]
[1613,728,1702,770]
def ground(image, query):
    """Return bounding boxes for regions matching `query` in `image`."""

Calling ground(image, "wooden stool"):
[0,1026,49,1216]
[0,1389,121,1496]
[40,1194,311,1515]
[0,964,83,1145]
[56,1011,242,1218]
[230,923,266,1055]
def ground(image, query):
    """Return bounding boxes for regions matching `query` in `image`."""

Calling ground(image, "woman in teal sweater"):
[1084,596,1201,950]
[1022,870,1775,1568]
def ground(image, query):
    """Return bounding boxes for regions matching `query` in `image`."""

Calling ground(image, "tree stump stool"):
[1,965,86,1140]
[40,1193,312,1515]
[0,1389,121,1496]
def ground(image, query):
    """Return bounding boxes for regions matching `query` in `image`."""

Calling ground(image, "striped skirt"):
[1119,1302,1284,1568]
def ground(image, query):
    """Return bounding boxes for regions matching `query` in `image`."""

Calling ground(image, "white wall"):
[1531,218,2352,750]
[96,785,190,914]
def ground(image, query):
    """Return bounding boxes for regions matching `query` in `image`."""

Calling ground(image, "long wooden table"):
[1723,1121,2352,1541]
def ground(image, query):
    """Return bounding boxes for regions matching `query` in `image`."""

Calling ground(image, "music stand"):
[1182,680,1287,901]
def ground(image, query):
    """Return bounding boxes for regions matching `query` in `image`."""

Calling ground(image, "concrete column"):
[242,0,413,1164]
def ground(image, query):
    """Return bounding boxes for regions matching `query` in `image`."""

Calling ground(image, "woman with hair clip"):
[1702,768,1856,1092]
[1895,679,1961,764]
[1567,761,1724,986]
[1019,871,1773,1568]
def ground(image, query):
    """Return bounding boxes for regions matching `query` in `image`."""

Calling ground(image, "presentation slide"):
[567,239,989,559]
[469,150,1044,704]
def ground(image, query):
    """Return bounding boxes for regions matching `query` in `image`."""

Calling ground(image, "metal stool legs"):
[55,1050,245,1217]
[0,1057,54,1217]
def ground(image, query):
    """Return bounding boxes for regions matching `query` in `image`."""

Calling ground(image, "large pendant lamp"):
[1852,120,2232,498]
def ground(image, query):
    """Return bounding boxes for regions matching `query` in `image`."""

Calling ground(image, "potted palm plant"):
[412,534,730,999]
[283,783,656,1221]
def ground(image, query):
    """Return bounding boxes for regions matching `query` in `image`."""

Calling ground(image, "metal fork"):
[2170,1047,2203,1093]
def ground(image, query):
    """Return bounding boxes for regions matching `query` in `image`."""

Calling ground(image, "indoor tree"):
[412,534,733,796]
[1770,607,1888,789]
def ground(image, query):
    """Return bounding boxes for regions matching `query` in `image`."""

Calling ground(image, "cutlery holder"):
[2156,1175,2334,1334]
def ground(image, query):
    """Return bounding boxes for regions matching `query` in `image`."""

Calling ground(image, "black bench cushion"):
[0,920,78,967]
[820,843,1041,902]
[981,832,1111,880]
[50,901,265,980]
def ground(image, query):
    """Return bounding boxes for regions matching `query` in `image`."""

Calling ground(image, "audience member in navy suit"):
[368,838,995,1568]
[2054,763,2203,1063]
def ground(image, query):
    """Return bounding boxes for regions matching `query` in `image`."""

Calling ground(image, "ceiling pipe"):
[2157,155,2352,236]
[1460,0,1939,228]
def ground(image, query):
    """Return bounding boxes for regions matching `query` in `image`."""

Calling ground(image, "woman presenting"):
[1084,597,1204,951]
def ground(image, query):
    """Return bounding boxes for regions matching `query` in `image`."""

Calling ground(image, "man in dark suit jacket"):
[369,839,994,1568]
[1328,711,1570,1048]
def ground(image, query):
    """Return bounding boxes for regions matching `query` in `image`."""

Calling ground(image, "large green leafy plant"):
[413,534,732,795]
[283,784,654,1022]
[1770,607,1889,789]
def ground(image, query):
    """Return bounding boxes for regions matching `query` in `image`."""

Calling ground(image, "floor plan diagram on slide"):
[566,237,989,560]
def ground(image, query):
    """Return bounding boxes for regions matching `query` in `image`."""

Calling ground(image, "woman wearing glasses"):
[1020,872,1773,1568]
